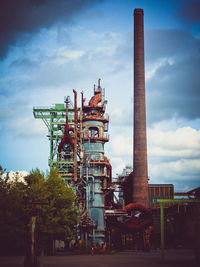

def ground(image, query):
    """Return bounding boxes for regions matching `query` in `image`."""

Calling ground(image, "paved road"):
[0,257,24,267]
[0,250,198,267]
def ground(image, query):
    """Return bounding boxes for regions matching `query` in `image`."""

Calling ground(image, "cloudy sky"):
[0,0,200,192]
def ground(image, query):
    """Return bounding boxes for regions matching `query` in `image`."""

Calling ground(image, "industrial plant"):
[33,9,200,255]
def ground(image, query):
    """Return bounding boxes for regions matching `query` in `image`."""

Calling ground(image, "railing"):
[104,113,109,119]
[33,105,55,110]
[82,113,109,121]
[104,133,109,140]
[83,133,109,141]
[104,122,109,132]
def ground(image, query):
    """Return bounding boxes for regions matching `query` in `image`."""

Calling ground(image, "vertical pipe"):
[73,89,78,183]
[80,106,82,153]
[86,164,89,209]
[85,232,88,246]
[91,176,95,200]
[98,78,101,92]
[81,91,84,109]
[133,8,149,207]
[160,204,165,261]
[93,227,96,243]
[80,99,83,179]
[65,100,68,124]
[80,91,84,179]
[50,117,53,167]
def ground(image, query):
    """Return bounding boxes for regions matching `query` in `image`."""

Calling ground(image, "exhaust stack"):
[132,8,149,208]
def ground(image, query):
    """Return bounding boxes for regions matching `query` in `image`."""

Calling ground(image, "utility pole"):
[24,199,49,267]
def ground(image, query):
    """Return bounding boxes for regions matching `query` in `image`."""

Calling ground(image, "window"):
[88,127,99,138]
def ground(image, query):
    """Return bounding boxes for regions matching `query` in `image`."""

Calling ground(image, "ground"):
[0,249,198,267]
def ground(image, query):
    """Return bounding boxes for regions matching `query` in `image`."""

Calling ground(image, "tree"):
[39,168,77,239]
[0,171,28,255]
[0,168,78,255]
[24,168,78,254]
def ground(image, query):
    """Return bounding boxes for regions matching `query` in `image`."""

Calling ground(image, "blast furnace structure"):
[33,79,113,245]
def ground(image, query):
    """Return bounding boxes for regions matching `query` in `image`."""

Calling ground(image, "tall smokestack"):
[133,8,149,207]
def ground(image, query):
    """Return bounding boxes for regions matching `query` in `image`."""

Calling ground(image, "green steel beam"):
[52,122,67,125]
[41,117,50,131]
[33,102,82,180]
[157,199,200,203]
[50,117,53,167]
[52,161,74,164]
[34,115,65,119]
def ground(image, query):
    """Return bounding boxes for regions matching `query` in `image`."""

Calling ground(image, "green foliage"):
[0,167,78,255]
[0,173,29,255]
[38,169,78,239]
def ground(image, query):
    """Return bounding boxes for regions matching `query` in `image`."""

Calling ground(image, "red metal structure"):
[73,89,78,183]
[58,124,75,153]
[89,79,102,107]
[118,203,152,232]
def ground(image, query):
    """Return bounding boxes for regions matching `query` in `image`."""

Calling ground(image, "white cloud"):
[109,107,123,118]
[147,125,200,190]
[109,108,124,125]
[53,47,85,65]
[111,134,132,156]
[146,57,174,80]
[89,45,116,57]
[149,159,200,181]
[148,126,200,158]
[8,118,47,138]
[108,124,200,190]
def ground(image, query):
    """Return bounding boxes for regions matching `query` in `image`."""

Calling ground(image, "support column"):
[160,204,165,261]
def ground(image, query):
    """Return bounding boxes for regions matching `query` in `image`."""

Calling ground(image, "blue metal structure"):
[81,79,112,244]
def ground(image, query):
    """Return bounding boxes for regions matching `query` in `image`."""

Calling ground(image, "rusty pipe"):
[73,89,78,183]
